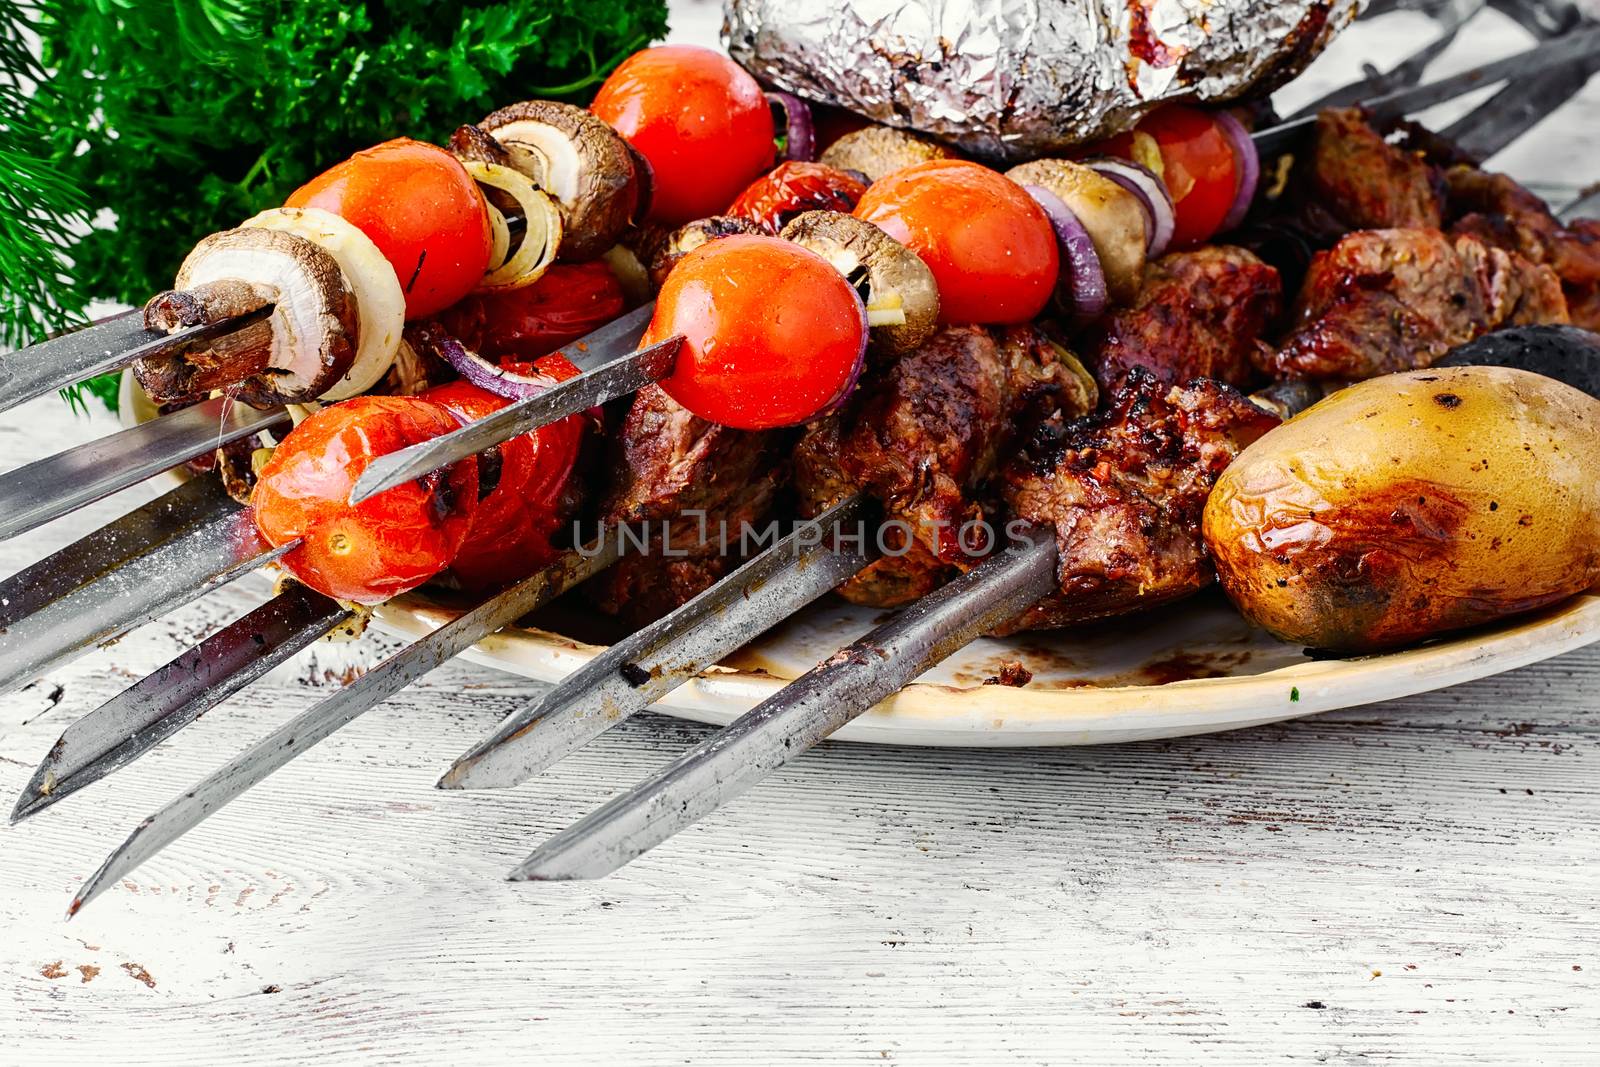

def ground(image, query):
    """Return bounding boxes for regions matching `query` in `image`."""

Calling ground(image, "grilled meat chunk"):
[586,385,781,627]
[1264,228,1568,380]
[1307,108,1443,232]
[1446,167,1600,331]
[995,370,1279,634]
[1087,246,1283,390]
[794,324,1095,608]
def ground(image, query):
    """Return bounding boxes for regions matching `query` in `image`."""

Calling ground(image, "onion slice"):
[1023,185,1110,324]
[416,324,564,401]
[461,159,564,292]
[766,91,817,163]
[1087,158,1176,259]
[243,206,406,401]
[1213,109,1261,235]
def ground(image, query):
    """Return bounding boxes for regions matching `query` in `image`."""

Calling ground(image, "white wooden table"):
[4,6,1599,1062]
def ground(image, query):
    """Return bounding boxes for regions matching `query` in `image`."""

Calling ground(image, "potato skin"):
[1203,366,1600,652]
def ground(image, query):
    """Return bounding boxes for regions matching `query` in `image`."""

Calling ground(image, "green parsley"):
[5,0,668,411]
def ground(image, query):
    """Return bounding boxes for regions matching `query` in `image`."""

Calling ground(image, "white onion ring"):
[485,204,512,272]
[462,159,563,291]
[1087,158,1176,259]
[243,206,406,401]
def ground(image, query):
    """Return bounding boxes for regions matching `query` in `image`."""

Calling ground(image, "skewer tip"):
[435,745,517,791]
[9,763,61,824]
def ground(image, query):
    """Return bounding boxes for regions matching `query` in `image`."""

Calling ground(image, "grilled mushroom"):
[1005,159,1147,305]
[819,126,958,183]
[478,100,641,261]
[645,215,763,289]
[138,227,357,407]
[448,123,521,216]
[780,210,939,356]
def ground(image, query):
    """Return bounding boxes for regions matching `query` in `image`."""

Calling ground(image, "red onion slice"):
[817,281,871,416]
[766,91,817,163]
[1213,109,1261,235]
[1087,157,1176,259]
[415,324,563,401]
[1023,185,1110,323]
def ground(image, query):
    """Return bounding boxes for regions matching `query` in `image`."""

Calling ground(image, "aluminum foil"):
[723,0,1365,160]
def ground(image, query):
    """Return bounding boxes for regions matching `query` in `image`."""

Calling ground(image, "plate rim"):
[367,589,1600,746]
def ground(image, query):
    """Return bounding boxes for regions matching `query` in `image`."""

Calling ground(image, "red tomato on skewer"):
[1089,106,1239,249]
[644,234,867,430]
[252,396,479,604]
[592,45,775,226]
[423,356,586,593]
[726,161,870,233]
[286,138,494,319]
[854,159,1058,325]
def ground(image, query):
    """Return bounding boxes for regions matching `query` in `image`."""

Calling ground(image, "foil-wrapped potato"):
[1203,366,1600,653]
[724,0,1362,160]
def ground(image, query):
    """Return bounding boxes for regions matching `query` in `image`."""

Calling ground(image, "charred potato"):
[1204,366,1600,652]
[1003,159,1146,304]
[780,210,939,357]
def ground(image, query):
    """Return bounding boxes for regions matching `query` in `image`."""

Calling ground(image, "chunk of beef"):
[995,371,1279,634]
[1264,228,1568,381]
[794,324,1095,608]
[1087,245,1282,391]
[1446,167,1600,331]
[586,385,781,627]
[1307,108,1444,232]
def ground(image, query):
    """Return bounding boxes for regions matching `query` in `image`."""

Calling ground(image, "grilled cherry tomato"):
[592,45,775,226]
[1090,106,1238,249]
[853,159,1058,324]
[423,356,585,592]
[727,161,870,233]
[252,396,479,605]
[440,262,626,362]
[643,234,866,430]
[286,138,494,319]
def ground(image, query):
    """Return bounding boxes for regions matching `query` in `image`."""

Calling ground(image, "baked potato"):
[1203,365,1600,652]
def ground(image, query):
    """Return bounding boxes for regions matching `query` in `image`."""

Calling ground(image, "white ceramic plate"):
[367,586,1600,747]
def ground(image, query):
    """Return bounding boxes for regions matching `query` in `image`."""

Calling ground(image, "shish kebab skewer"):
[347,27,1600,509]
[15,43,1600,895]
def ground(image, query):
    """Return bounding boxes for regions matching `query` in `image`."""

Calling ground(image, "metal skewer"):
[1251,27,1600,155]
[508,527,1060,881]
[439,493,880,791]
[0,509,294,697]
[0,476,236,630]
[351,306,666,505]
[0,397,287,542]
[1284,0,1486,118]
[10,583,352,823]
[68,536,622,917]
[0,307,272,417]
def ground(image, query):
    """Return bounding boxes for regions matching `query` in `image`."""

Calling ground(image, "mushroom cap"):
[780,210,939,357]
[646,215,763,290]
[243,207,408,401]
[1004,159,1147,305]
[819,126,958,183]
[480,100,641,262]
[138,226,358,405]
